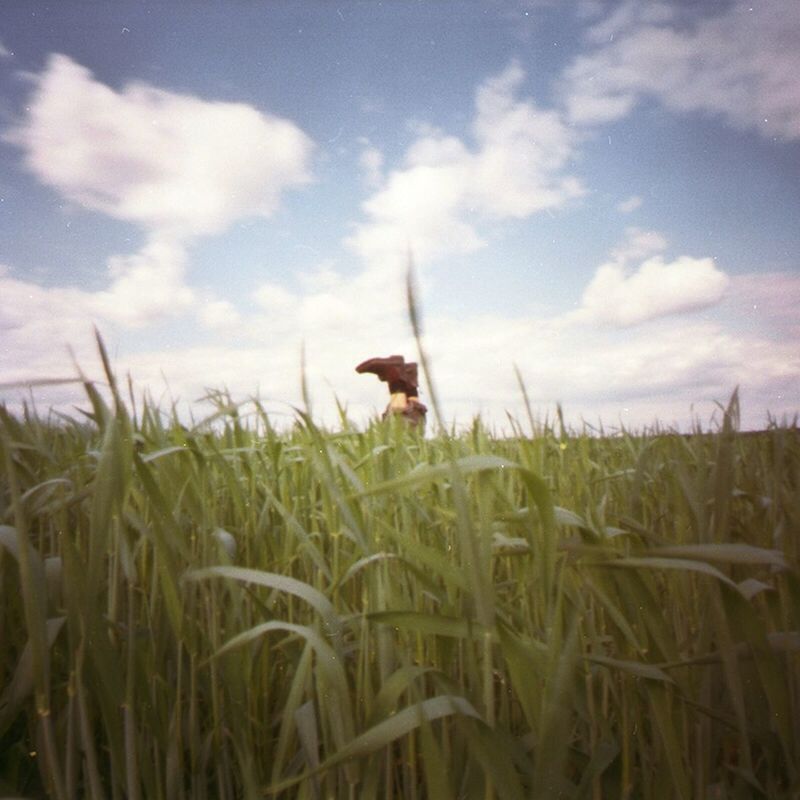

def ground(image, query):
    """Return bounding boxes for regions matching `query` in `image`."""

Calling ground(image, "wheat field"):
[1,341,798,799]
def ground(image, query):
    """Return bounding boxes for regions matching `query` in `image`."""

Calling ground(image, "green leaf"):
[267,695,482,795]
[356,454,519,497]
[339,695,481,758]
[140,445,191,463]
[652,543,789,569]
[333,552,400,591]
[217,620,354,753]
[185,566,340,636]
[369,665,433,726]
[598,556,739,589]
[587,654,675,684]
[365,610,495,641]
[647,683,690,799]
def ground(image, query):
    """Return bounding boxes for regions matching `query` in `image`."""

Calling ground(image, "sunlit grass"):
[1,339,799,798]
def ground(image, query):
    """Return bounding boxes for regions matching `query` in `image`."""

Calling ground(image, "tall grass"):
[1,348,799,798]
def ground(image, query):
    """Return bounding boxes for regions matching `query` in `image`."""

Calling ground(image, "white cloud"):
[0,40,12,59]
[347,62,584,267]
[7,54,314,237]
[297,261,344,293]
[106,235,789,431]
[616,195,642,213]
[198,298,241,330]
[577,255,729,327]
[0,269,100,385]
[1,53,315,346]
[0,59,582,424]
[0,241,195,391]
[562,0,800,140]
[570,229,729,327]
[253,282,296,312]
[90,237,194,326]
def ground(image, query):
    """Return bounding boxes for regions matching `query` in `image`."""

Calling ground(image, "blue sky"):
[1,0,798,430]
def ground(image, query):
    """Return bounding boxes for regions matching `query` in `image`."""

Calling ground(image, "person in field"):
[356,355,427,427]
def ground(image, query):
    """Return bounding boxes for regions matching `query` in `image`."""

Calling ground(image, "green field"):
[1,353,799,798]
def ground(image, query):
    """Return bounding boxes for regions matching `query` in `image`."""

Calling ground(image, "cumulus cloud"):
[562,0,800,140]
[253,282,296,313]
[0,268,99,386]
[0,240,204,404]
[250,264,410,350]
[570,229,729,326]
[347,61,585,267]
[392,297,798,431]
[578,256,729,327]
[1,51,315,366]
[89,237,194,326]
[7,54,314,237]
[0,240,197,385]
[197,298,241,330]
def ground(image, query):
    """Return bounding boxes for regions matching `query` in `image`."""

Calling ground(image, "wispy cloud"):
[561,0,800,140]
[609,228,665,263]
[616,195,642,214]
[357,139,384,188]
[0,40,12,59]
[723,272,800,339]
